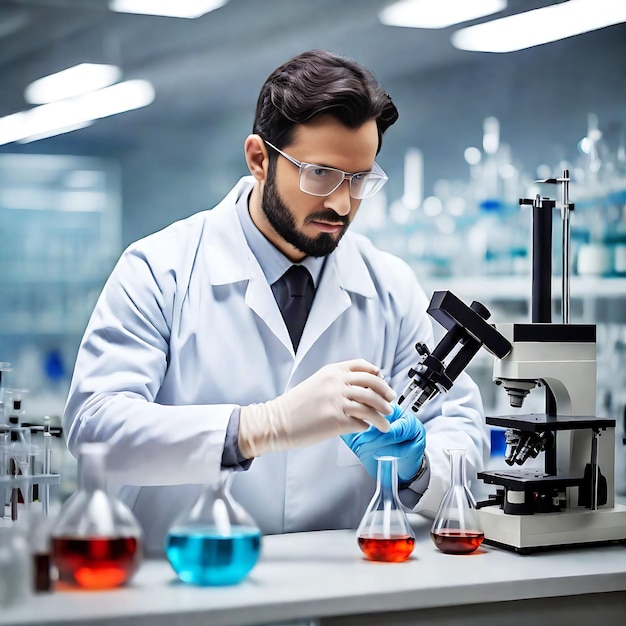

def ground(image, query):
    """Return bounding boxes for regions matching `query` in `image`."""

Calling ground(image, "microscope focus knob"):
[469,300,490,321]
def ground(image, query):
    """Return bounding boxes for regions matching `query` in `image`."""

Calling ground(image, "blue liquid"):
[165,526,261,586]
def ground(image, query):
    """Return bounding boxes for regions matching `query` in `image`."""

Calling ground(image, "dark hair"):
[253,50,398,155]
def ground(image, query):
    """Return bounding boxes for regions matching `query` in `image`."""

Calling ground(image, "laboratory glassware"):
[6,418,31,522]
[50,442,144,589]
[356,456,415,562]
[430,448,484,554]
[29,506,53,592]
[3,388,27,419]
[0,523,32,607]
[165,470,262,586]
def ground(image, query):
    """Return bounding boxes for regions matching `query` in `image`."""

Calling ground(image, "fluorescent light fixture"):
[109,0,228,19]
[25,63,122,104]
[379,0,506,29]
[0,79,155,145]
[18,122,94,144]
[452,0,626,53]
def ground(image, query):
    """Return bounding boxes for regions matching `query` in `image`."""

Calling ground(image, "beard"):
[262,168,350,258]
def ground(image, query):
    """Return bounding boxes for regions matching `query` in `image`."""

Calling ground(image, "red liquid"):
[33,553,52,592]
[430,529,484,554]
[358,535,415,562]
[52,536,142,589]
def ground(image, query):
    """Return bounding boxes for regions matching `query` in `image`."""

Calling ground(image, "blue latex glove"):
[341,404,426,483]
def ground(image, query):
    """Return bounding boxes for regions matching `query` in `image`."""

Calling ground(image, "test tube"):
[0,363,12,405]
[0,427,8,519]
[42,417,52,515]
[0,366,12,519]
[9,419,31,522]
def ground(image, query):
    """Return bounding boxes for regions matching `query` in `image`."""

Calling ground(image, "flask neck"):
[218,469,234,493]
[77,444,108,492]
[376,456,400,500]
[448,449,467,487]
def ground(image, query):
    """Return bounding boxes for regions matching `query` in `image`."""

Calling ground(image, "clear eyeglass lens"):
[299,165,387,199]
[351,172,386,199]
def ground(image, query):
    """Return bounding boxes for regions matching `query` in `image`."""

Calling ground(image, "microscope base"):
[477,503,626,554]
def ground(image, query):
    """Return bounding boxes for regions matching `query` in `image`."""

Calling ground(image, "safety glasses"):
[264,140,388,200]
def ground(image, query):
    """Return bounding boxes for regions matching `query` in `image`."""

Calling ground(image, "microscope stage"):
[478,469,580,490]
[486,413,615,431]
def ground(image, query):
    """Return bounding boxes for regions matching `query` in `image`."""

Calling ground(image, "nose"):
[324,178,353,216]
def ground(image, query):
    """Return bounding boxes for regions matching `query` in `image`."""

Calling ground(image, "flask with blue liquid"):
[164,470,261,586]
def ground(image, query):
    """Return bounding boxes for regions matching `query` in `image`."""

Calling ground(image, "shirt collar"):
[235,189,325,287]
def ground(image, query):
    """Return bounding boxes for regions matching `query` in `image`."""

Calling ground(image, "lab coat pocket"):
[336,438,361,467]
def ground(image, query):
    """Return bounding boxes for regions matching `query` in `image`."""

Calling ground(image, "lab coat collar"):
[204,176,378,301]
[202,178,257,286]
[330,232,378,299]
[202,177,378,357]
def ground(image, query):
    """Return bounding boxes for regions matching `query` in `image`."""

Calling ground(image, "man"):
[63,50,488,555]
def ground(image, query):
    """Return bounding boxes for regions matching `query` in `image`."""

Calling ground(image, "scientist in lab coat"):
[63,49,487,555]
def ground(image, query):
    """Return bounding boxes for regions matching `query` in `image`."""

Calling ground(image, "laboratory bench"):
[2,516,626,626]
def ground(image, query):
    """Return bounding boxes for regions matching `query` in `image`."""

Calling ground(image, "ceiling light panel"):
[109,0,228,19]
[0,80,155,145]
[452,0,626,53]
[25,64,122,105]
[379,0,507,29]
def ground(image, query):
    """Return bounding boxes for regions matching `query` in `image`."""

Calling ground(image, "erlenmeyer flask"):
[164,470,262,586]
[50,443,143,589]
[430,448,484,554]
[356,456,415,562]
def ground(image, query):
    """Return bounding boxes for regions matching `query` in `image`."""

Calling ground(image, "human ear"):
[244,134,269,182]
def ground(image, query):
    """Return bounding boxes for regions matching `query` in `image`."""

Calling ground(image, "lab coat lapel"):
[297,235,377,357]
[245,262,292,350]
[202,178,292,351]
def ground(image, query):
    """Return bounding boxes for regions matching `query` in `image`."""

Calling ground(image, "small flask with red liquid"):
[50,443,144,589]
[430,448,484,555]
[356,456,415,562]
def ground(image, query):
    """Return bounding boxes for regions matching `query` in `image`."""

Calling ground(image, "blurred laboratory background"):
[1,0,626,493]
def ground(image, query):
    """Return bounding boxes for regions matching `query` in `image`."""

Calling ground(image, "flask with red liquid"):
[356,456,415,562]
[430,448,484,554]
[50,443,144,589]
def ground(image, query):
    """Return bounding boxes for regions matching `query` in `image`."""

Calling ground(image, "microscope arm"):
[398,291,512,415]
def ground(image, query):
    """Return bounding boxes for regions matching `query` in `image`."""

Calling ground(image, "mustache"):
[305,210,349,226]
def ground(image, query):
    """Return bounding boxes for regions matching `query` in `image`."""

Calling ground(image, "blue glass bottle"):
[164,471,261,586]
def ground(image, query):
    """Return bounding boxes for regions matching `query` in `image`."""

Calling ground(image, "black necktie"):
[280,265,314,350]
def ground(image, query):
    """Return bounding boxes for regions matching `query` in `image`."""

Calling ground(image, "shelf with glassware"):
[355,186,626,306]
[0,275,107,337]
[422,275,626,303]
[0,154,120,341]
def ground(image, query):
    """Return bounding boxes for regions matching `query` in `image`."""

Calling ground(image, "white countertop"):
[2,516,626,626]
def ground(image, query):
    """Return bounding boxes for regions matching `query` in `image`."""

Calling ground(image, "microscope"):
[400,171,626,553]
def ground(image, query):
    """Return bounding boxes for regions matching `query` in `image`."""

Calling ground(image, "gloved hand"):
[239,359,395,458]
[341,404,426,483]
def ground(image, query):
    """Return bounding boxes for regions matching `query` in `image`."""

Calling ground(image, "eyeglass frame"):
[263,139,388,200]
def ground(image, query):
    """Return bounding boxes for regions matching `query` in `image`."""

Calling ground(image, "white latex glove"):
[239,359,395,458]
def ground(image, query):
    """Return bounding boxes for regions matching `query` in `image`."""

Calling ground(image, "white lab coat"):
[64,177,488,555]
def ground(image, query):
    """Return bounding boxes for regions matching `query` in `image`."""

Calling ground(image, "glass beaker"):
[164,470,262,586]
[430,448,484,554]
[356,456,415,562]
[50,442,144,589]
